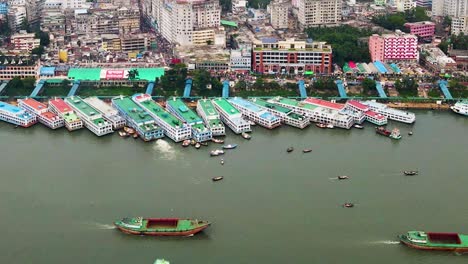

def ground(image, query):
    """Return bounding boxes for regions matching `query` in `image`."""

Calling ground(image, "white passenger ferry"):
[84,97,126,129]
[451,101,468,116]
[345,100,387,126]
[228,97,281,129]
[212,98,251,134]
[18,98,64,129]
[49,98,83,131]
[65,96,113,136]
[361,101,416,123]
[250,98,309,129]
[196,99,226,136]
[0,101,37,127]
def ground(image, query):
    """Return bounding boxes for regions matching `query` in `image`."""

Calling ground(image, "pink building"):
[404,21,435,41]
[368,30,418,62]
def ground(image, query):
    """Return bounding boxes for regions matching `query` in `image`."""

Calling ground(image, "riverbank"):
[386,102,451,110]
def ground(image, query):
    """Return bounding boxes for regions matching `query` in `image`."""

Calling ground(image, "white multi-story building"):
[451,16,468,35]
[268,0,289,29]
[7,5,26,31]
[10,32,40,53]
[297,0,342,27]
[230,44,251,72]
[432,0,468,17]
[43,0,84,10]
[395,0,416,12]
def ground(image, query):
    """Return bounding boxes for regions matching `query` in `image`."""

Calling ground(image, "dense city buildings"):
[10,31,40,53]
[404,21,435,41]
[297,0,342,27]
[432,0,468,17]
[415,0,432,8]
[419,44,456,73]
[268,0,289,29]
[369,30,418,62]
[230,44,252,72]
[252,38,333,74]
[395,0,416,12]
[451,16,468,35]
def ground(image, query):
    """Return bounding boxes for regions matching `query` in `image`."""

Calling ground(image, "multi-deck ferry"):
[0,101,37,127]
[345,100,387,126]
[212,98,251,134]
[166,97,212,142]
[301,98,354,129]
[342,100,367,124]
[267,97,318,119]
[49,98,83,131]
[132,94,191,142]
[196,99,225,136]
[112,96,164,141]
[250,98,309,129]
[65,96,113,136]
[228,97,281,129]
[84,97,126,129]
[18,98,64,129]
[361,101,416,123]
[451,101,468,116]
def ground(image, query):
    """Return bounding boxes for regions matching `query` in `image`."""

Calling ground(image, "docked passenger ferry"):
[451,101,468,116]
[345,100,387,126]
[212,98,251,134]
[132,94,191,142]
[112,96,164,141]
[18,98,64,129]
[267,97,318,119]
[84,97,126,129]
[361,101,416,123]
[49,98,83,131]
[65,96,113,136]
[250,98,309,129]
[166,97,212,142]
[0,101,37,127]
[196,99,226,136]
[228,97,281,129]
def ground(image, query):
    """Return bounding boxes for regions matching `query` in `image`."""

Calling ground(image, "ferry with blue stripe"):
[212,98,251,134]
[0,101,37,127]
[228,97,281,129]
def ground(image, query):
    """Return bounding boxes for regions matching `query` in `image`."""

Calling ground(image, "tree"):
[31,46,45,56]
[20,18,31,32]
[128,69,139,80]
[35,31,50,46]
[234,80,247,91]
[438,41,449,54]
[395,77,418,97]
[361,78,376,95]
[8,77,24,90]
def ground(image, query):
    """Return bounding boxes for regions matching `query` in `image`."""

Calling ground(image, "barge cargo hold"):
[166,98,212,142]
[132,94,191,142]
[250,98,309,129]
[229,97,281,129]
[361,101,416,123]
[399,231,468,252]
[0,101,37,127]
[114,217,210,236]
[18,98,64,129]
[65,96,113,136]
[212,98,251,134]
[48,98,83,131]
[196,99,226,136]
[84,97,126,129]
[112,96,164,141]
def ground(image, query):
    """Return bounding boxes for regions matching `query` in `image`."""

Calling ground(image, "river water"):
[0,110,467,263]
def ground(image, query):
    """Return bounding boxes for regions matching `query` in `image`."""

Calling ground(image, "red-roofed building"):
[18,98,64,129]
[49,98,72,114]
[303,98,344,110]
[364,110,387,125]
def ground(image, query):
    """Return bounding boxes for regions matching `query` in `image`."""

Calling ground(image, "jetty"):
[133,94,191,142]
[49,98,83,131]
[65,96,113,136]
[250,98,309,129]
[112,96,164,141]
[0,101,37,127]
[18,98,64,129]
[196,99,226,136]
[84,97,126,129]
[212,98,251,134]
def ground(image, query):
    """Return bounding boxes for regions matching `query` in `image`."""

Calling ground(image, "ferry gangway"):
[0,81,8,95]
[375,81,388,98]
[298,80,307,98]
[222,80,229,98]
[67,80,81,97]
[437,80,453,100]
[30,79,46,97]
[335,80,348,98]
[145,81,155,95]
[183,78,192,98]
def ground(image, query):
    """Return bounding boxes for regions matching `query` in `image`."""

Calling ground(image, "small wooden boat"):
[132,133,138,139]
[248,120,256,126]
[124,127,135,134]
[182,139,191,147]
[223,144,237,149]
[343,203,354,208]
[316,123,327,128]
[220,159,224,165]
[212,176,224,181]
[210,149,225,156]
[287,147,294,153]
[338,175,349,180]
[190,139,196,146]
[303,149,312,153]
[408,131,413,135]
[119,131,129,137]
[211,138,224,144]
[404,170,418,176]
[326,124,334,129]
[195,143,201,149]
[241,132,251,140]
[354,124,364,129]
[114,217,210,236]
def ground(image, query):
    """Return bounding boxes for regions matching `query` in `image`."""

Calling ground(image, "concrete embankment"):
[386,102,451,110]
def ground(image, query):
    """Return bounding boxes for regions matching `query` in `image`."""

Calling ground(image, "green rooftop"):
[112,96,159,131]
[273,97,318,111]
[166,98,203,125]
[212,98,240,116]
[68,68,102,81]
[62,112,80,123]
[131,68,165,81]
[252,98,307,121]
[66,96,109,126]
[220,20,238,27]
[138,98,183,128]
[198,99,223,128]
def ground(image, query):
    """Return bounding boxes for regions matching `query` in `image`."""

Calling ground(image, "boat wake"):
[368,240,401,245]
[82,222,116,230]
[153,140,176,160]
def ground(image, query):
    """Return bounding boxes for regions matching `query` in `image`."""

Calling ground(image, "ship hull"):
[399,236,468,252]
[115,224,209,236]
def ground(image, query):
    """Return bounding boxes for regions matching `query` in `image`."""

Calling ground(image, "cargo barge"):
[212,98,251,134]
[65,96,113,136]
[18,98,64,129]
[399,231,468,252]
[112,96,164,141]
[0,101,37,127]
[250,98,309,129]
[48,98,83,131]
[84,97,126,129]
[361,100,416,123]
[166,97,212,142]
[229,97,281,129]
[196,99,226,136]
[133,94,191,142]
[114,217,210,236]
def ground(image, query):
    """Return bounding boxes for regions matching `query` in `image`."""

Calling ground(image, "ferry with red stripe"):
[0,101,37,127]
[49,98,83,131]
[18,98,64,129]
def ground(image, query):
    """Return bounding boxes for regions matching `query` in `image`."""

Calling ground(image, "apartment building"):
[415,0,432,8]
[297,0,342,28]
[432,0,468,17]
[404,21,435,41]
[451,16,468,35]
[0,58,39,80]
[230,44,252,72]
[40,1,65,34]
[268,0,289,29]
[11,32,40,53]
[368,30,418,62]
[7,5,26,31]
[252,38,333,74]
[419,44,456,73]
[395,0,416,12]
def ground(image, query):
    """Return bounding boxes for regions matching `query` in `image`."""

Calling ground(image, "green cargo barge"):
[399,231,468,252]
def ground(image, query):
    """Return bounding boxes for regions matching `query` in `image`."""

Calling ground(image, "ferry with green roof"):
[49,98,83,131]
[250,98,309,129]
[0,101,37,127]
[267,97,318,119]
[114,217,211,236]
[399,231,468,252]
[84,97,126,129]
[112,96,164,141]
[166,97,212,142]
[196,99,225,136]
[212,98,251,134]
[228,97,281,129]
[65,96,113,136]
[132,94,191,142]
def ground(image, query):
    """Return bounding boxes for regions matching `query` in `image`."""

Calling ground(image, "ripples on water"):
[368,240,401,245]
[81,222,116,230]
[153,140,176,161]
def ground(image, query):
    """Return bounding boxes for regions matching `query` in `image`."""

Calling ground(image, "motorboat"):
[211,138,224,144]
[212,176,224,181]
[119,131,129,137]
[303,149,312,153]
[287,147,294,153]
[316,123,327,129]
[195,143,201,149]
[338,175,349,180]
[241,132,251,140]
[404,170,418,176]
[182,139,191,147]
[220,159,224,165]
[210,149,225,156]
[343,203,354,208]
[326,124,334,129]
[223,144,237,149]
[354,124,364,129]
